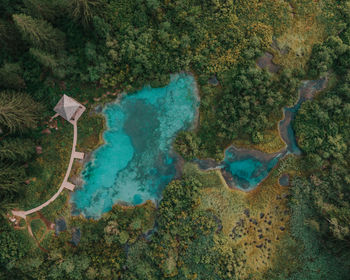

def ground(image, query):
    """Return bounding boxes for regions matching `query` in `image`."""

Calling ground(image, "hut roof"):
[54,94,81,121]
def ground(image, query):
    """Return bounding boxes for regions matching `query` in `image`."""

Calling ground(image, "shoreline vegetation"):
[71,74,199,217]
[193,76,328,193]
[1,1,350,279]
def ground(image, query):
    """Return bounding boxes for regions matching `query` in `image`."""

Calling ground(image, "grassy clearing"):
[183,155,300,279]
[40,229,55,249]
[232,127,285,154]
[30,219,46,241]
[272,0,341,71]
[21,120,72,211]
[76,111,105,153]
[71,109,106,180]
[39,191,71,222]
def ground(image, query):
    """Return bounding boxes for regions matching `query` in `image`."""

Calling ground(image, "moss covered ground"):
[181,157,300,279]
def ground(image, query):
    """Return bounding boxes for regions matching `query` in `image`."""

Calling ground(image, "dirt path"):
[38,212,55,230]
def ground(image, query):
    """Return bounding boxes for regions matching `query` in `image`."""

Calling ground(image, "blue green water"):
[201,78,327,191]
[222,147,283,190]
[279,78,327,155]
[72,75,326,217]
[71,74,198,218]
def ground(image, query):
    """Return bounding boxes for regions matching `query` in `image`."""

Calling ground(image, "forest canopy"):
[1,0,350,280]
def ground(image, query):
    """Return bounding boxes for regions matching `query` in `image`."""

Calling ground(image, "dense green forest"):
[1,0,350,279]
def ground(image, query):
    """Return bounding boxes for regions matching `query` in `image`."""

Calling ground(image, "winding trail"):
[12,107,85,219]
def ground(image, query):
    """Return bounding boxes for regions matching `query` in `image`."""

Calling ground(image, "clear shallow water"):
[279,78,327,155]
[198,78,327,191]
[222,147,283,191]
[71,74,198,218]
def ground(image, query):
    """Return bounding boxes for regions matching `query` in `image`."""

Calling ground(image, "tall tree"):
[23,0,63,22]
[29,48,58,69]
[69,0,100,26]
[0,91,41,133]
[0,19,25,56]
[29,48,66,78]
[0,138,35,162]
[0,164,25,196]
[12,13,65,52]
[0,63,25,89]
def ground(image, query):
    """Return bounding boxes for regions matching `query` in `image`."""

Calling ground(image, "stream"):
[196,77,327,191]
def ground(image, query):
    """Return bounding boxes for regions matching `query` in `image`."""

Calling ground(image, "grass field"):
[232,127,286,154]
[183,154,300,279]
[271,0,342,71]
[30,219,47,241]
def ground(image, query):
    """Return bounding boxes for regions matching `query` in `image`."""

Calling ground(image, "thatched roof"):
[54,94,81,121]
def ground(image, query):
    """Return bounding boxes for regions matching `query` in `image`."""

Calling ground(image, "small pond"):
[197,77,327,191]
[221,147,284,191]
[71,74,199,218]
[279,174,290,187]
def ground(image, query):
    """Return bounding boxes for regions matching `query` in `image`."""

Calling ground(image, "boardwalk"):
[12,101,85,220]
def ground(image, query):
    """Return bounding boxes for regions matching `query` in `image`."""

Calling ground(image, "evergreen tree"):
[69,0,100,26]
[0,91,41,133]
[0,19,25,55]
[0,63,25,89]
[0,138,35,162]
[28,47,68,79]
[0,164,25,197]
[12,13,65,52]
[29,48,58,69]
[23,0,63,22]
[0,162,26,216]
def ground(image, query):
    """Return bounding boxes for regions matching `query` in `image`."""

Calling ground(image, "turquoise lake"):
[72,75,327,217]
[71,74,199,218]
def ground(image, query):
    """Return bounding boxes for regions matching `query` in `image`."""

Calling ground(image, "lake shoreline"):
[71,74,200,218]
[195,76,328,192]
